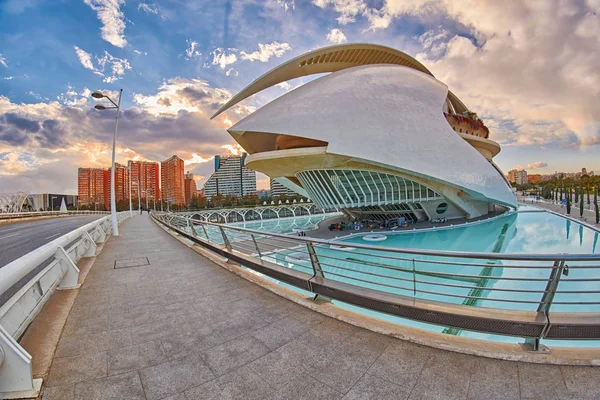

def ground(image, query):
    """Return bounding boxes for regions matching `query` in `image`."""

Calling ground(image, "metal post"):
[128,165,133,217]
[412,258,417,296]
[187,219,197,237]
[201,223,209,241]
[251,234,262,258]
[219,226,232,252]
[109,89,123,236]
[306,242,329,302]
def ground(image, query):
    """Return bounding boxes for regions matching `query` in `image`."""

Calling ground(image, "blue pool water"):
[259,209,600,346]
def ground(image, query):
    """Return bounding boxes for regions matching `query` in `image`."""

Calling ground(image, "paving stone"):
[250,341,320,388]
[42,384,74,400]
[74,371,146,400]
[408,351,475,400]
[306,329,390,394]
[250,322,301,351]
[160,326,223,359]
[367,341,433,388]
[107,340,167,376]
[139,353,215,400]
[518,362,569,399]
[47,352,107,387]
[342,373,410,400]
[184,365,275,400]
[210,314,270,342]
[264,372,343,400]
[467,358,519,400]
[561,365,600,398]
[200,335,271,376]
[55,329,132,358]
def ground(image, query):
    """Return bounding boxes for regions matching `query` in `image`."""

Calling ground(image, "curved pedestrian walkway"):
[43,215,600,400]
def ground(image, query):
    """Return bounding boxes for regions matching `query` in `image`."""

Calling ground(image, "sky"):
[0,0,599,195]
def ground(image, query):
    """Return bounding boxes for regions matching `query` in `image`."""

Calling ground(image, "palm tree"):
[595,187,599,224]
[580,185,584,217]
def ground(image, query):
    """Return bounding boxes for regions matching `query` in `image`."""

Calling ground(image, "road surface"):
[0,215,104,268]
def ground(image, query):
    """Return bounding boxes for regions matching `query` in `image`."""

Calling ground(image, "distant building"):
[270,178,297,197]
[184,171,198,205]
[528,174,542,184]
[129,160,160,205]
[161,155,185,205]
[107,163,130,207]
[78,167,108,208]
[507,169,528,185]
[582,167,587,175]
[203,154,257,199]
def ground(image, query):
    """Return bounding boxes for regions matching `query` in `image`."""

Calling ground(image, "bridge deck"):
[43,215,600,400]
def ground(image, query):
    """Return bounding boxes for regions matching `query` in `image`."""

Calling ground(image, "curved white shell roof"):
[229,65,516,208]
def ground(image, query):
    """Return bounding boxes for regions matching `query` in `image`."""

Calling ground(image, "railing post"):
[525,259,566,351]
[0,325,42,397]
[55,246,80,290]
[200,224,209,241]
[250,234,262,258]
[83,231,98,257]
[307,242,330,302]
[219,226,233,252]
[412,258,417,296]
[187,219,198,237]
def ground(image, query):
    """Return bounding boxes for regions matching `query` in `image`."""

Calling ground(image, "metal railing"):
[153,212,600,348]
[0,211,130,396]
[0,210,109,222]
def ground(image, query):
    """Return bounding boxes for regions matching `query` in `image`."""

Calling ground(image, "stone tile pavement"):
[43,214,600,400]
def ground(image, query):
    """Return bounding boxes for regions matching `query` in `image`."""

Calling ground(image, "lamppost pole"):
[92,89,123,236]
[128,165,133,217]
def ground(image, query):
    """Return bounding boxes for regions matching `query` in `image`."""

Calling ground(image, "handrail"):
[0,210,110,221]
[153,212,600,349]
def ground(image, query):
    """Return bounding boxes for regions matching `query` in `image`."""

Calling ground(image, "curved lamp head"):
[91,91,104,99]
[94,104,106,110]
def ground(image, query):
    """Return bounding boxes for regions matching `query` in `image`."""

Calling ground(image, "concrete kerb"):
[152,215,600,367]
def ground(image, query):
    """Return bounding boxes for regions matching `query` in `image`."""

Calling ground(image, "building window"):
[436,202,448,214]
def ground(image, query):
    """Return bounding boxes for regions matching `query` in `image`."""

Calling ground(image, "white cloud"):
[521,162,549,170]
[312,0,367,24]
[137,3,157,14]
[3,76,14,80]
[185,39,201,59]
[225,68,238,77]
[276,82,291,90]
[83,0,127,48]
[0,54,7,68]
[326,28,347,44]
[73,46,131,83]
[240,42,291,62]
[275,0,295,10]
[74,46,95,71]
[133,49,147,55]
[184,153,212,165]
[211,48,237,69]
[221,144,244,156]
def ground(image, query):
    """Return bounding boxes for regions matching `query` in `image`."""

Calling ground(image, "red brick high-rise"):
[184,171,198,205]
[107,163,130,209]
[78,168,108,209]
[161,155,185,206]
[128,161,160,206]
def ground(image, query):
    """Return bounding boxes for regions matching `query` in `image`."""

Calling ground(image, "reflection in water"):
[580,224,584,247]
[594,232,598,253]
[567,219,571,240]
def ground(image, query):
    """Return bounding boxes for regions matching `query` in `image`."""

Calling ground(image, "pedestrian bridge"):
[1,213,599,399]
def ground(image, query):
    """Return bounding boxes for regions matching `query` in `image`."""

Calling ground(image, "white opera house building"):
[212,44,517,222]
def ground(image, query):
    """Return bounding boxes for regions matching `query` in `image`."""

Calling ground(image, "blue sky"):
[1,0,599,193]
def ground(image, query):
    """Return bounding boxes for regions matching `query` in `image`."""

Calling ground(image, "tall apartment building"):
[161,155,185,205]
[107,163,130,205]
[270,178,297,198]
[184,171,199,205]
[129,160,160,204]
[507,169,528,185]
[203,153,257,199]
[527,174,542,184]
[78,167,108,208]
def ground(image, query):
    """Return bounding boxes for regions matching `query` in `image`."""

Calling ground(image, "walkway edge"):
[152,217,600,366]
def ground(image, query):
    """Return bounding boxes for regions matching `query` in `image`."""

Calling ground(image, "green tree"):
[595,187,599,224]
[580,185,584,217]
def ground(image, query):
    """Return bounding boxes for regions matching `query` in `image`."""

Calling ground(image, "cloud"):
[312,0,367,24]
[137,3,157,14]
[519,162,548,170]
[73,46,131,83]
[185,39,201,59]
[83,0,127,48]
[275,0,295,11]
[133,49,147,55]
[184,153,212,165]
[3,76,14,80]
[74,46,95,71]
[240,42,291,62]
[211,48,237,69]
[225,68,238,77]
[326,28,347,44]
[276,82,291,90]
[0,55,7,68]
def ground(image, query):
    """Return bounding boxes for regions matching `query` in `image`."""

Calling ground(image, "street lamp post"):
[128,165,133,217]
[92,89,123,236]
